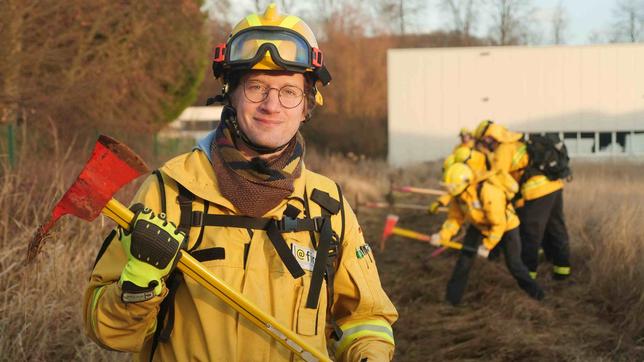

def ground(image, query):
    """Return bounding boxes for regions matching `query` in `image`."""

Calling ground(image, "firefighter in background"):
[474,120,571,280]
[456,128,475,150]
[428,134,489,215]
[83,4,397,361]
[432,162,544,305]
[428,155,456,214]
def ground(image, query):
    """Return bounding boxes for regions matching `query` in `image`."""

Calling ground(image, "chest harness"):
[148,170,346,360]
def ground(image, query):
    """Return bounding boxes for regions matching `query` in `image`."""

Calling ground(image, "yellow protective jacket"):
[83,149,398,361]
[492,141,564,203]
[437,145,489,210]
[438,178,520,250]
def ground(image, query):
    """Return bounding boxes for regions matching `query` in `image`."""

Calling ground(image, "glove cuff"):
[120,280,158,303]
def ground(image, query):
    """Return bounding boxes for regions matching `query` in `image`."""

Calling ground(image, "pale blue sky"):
[211,1,622,45]
[416,0,617,44]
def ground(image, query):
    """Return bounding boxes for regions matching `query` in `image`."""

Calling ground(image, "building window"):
[563,132,578,154]
[523,131,644,156]
[630,131,644,154]
[579,132,594,154]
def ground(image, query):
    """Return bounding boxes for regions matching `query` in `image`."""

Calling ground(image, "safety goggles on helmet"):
[212,27,330,86]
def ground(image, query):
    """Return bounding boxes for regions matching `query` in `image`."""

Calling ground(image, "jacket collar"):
[161,134,307,216]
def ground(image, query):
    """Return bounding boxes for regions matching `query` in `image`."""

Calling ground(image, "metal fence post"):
[8,123,15,168]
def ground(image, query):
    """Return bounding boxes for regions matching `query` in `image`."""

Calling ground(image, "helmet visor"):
[228,28,312,69]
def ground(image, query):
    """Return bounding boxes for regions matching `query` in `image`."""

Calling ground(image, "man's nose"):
[260,88,281,112]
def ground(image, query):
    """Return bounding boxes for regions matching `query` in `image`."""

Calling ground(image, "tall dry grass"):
[1,135,643,359]
[0,132,129,361]
[564,160,644,340]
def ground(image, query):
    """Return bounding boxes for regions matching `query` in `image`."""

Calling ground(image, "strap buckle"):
[328,239,339,259]
[191,211,204,227]
[312,216,326,232]
[278,216,299,232]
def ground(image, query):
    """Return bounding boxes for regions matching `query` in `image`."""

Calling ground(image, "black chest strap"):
[150,172,346,357]
[304,185,345,340]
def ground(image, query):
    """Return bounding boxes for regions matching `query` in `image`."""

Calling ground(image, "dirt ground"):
[355,205,644,362]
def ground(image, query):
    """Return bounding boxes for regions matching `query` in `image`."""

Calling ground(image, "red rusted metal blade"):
[49,135,148,223]
[27,135,149,263]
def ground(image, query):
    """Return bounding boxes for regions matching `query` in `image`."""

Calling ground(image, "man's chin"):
[244,136,285,150]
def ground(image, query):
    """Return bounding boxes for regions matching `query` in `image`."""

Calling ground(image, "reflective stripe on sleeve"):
[522,176,549,193]
[443,220,459,233]
[529,271,537,279]
[89,285,107,333]
[488,234,502,242]
[511,145,527,170]
[333,319,394,359]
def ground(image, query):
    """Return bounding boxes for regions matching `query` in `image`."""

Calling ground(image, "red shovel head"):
[27,135,149,263]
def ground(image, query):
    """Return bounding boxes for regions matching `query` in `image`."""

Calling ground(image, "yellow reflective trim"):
[89,285,106,333]
[522,176,549,191]
[512,145,527,169]
[488,234,502,241]
[443,220,460,233]
[246,14,262,26]
[529,272,537,279]
[553,265,571,275]
[339,318,392,331]
[444,220,458,228]
[333,320,394,358]
[279,15,300,29]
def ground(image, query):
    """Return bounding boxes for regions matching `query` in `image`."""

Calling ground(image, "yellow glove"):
[119,206,186,303]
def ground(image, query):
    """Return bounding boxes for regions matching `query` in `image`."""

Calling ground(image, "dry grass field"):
[1,142,643,361]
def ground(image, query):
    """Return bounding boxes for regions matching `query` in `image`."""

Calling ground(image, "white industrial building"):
[159,106,223,140]
[387,43,644,165]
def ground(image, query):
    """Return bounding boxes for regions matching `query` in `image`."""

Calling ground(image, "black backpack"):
[525,134,572,181]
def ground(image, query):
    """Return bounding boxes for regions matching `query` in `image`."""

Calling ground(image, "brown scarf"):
[210,121,304,217]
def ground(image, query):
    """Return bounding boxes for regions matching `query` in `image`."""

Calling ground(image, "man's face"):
[461,134,473,144]
[230,71,307,149]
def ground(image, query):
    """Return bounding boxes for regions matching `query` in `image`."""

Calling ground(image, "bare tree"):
[550,1,568,44]
[440,0,480,44]
[373,0,426,35]
[611,0,644,42]
[487,0,535,45]
[279,0,297,13]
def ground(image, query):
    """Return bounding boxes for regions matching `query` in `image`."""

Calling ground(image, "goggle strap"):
[314,66,332,86]
[311,47,323,67]
[212,62,224,79]
[212,43,226,63]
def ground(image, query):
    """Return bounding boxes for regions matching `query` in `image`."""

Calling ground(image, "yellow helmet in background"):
[474,120,523,143]
[443,162,474,196]
[212,3,331,105]
[473,119,493,140]
[453,146,472,163]
[453,145,487,174]
[442,154,456,175]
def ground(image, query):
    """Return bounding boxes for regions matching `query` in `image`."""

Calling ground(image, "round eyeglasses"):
[243,79,305,109]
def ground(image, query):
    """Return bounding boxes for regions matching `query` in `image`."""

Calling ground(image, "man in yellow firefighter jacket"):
[83,4,398,361]
[433,163,544,305]
[474,120,571,280]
